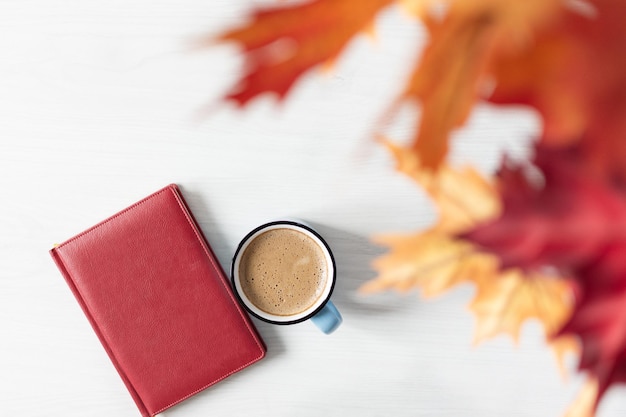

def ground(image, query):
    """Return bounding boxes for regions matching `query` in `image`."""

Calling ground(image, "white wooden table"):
[1,1,624,416]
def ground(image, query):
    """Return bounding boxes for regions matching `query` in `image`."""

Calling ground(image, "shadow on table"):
[308,222,417,316]
[160,187,288,415]
[178,186,287,358]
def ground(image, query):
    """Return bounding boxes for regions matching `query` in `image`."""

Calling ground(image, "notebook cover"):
[50,184,266,416]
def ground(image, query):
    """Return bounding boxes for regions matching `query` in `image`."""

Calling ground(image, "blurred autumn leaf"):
[218,0,565,168]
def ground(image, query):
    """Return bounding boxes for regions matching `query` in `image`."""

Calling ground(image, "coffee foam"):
[238,228,328,316]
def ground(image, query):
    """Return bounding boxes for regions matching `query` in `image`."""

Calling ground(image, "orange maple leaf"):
[488,0,626,185]
[383,0,564,169]
[360,139,499,299]
[387,11,497,170]
[217,0,395,105]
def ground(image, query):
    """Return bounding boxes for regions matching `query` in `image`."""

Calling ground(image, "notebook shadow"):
[178,185,234,273]
[179,185,287,358]
[158,187,289,415]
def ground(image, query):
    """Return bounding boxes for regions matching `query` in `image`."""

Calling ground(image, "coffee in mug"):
[238,227,328,316]
[231,221,342,334]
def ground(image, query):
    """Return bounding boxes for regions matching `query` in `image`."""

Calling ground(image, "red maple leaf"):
[463,145,626,271]
[462,144,626,408]
[217,0,394,105]
[562,243,626,399]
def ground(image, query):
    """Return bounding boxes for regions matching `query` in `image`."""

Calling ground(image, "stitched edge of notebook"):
[153,354,264,416]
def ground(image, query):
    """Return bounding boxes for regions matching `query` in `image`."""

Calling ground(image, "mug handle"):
[311,300,342,334]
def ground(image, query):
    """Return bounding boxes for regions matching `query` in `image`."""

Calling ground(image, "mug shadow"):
[307,221,417,316]
[176,185,411,345]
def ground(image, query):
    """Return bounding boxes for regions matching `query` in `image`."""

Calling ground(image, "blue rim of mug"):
[230,220,337,326]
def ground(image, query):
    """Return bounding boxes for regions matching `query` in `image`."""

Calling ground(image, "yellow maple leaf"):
[362,230,494,296]
[381,138,499,233]
[470,269,573,344]
[563,378,599,417]
[362,140,575,348]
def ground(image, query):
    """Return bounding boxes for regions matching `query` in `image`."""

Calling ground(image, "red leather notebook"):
[50,184,266,416]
